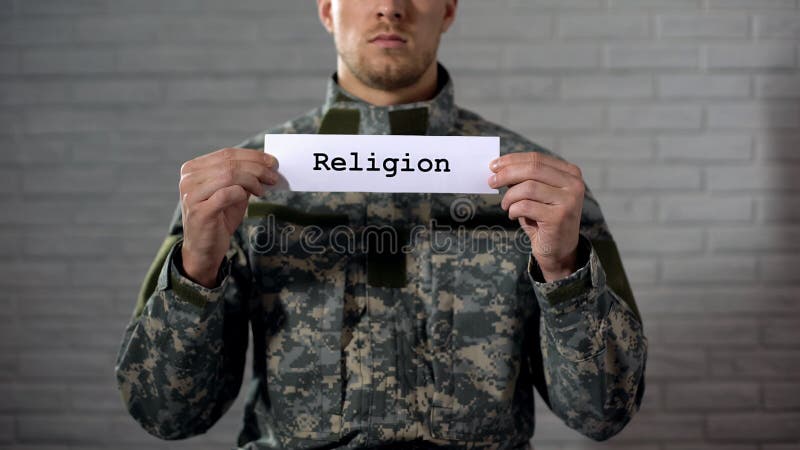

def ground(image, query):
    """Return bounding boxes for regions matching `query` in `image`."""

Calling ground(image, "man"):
[115,1,647,449]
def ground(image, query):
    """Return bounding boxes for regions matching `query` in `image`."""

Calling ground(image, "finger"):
[184,167,265,205]
[489,159,580,190]
[189,160,277,186]
[500,180,569,210]
[182,147,277,174]
[203,184,250,216]
[490,151,581,178]
[507,199,556,222]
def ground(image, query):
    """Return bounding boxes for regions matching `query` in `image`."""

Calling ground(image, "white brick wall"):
[1,0,798,449]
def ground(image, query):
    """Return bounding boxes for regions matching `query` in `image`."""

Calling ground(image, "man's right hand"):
[178,147,278,288]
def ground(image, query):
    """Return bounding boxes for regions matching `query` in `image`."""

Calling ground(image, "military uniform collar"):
[320,63,457,136]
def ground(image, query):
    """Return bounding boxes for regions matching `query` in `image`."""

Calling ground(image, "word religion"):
[313,152,451,178]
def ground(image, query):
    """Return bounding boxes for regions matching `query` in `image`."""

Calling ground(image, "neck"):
[336,60,439,107]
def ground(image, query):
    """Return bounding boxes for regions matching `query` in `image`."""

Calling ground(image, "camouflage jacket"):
[115,64,647,450]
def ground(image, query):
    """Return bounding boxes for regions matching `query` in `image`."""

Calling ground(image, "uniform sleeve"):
[114,202,251,440]
[526,188,648,442]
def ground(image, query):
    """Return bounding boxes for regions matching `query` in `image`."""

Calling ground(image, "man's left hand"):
[488,151,585,282]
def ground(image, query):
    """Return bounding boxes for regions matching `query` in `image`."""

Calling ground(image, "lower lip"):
[371,39,406,49]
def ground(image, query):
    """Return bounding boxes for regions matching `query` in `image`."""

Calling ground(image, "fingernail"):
[490,159,499,171]
[489,174,497,187]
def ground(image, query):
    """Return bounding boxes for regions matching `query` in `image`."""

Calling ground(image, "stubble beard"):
[338,43,436,92]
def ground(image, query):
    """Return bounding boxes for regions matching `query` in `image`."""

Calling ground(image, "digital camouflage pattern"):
[115,64,647,449]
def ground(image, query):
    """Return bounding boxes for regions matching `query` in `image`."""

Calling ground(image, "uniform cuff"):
[164,240,230,309]
[527,234,600,309]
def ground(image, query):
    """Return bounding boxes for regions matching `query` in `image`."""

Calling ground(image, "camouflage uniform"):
[115,64,647,449]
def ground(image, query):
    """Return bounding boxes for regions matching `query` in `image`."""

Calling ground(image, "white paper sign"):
[264,134,499,194]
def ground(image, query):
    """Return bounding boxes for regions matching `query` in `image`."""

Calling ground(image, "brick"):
[156,17,260,44]
[763,319,800,346]
[0,262,69,287]
[509,0,605,9]
[0,50,17,75]
[22,166,116,194]
[508,104,604,131]
[659,14,749,38]
[3,135,70,163]
[665,445,757,450]
[13,288,116,317]
[0,169,18,193]
[71,80,161,104]
[659,75,751,99]
[662,256,757,283]
[70,259,151,288]
[18,0,107,15]
[756,75,800,98]
[609,105,703,131]
[114,105,289,133]
[258,16,331,43]
[760,255,800,282]
[0,109,24,133]
[18,352,114,380]
[665,381,760,411]
[0,81,71,105]
[613,225,705,254]
[562,75,653,99]
[560,136,655,161]
[707,413,800,441]
[22,49,115,74]
[656,318,760,347]
[452,14,553,40]
[609,413,706,442]
[709,166,800,191]
[115,46,215,74]
[707,44,796,69]
[0,415,10,444]
[2,19,73,45]
[759,195,800,223]
[622,256,659,286]
[0,200,77,225]
[607,165,702,191]
[504,44,601,70]
[611,0,701,7]
[591,195,656,226]
[9,316,124,350]
[708,103,800,129]
[710,350,800,379]
[263,75,350,102]
[660,195,753,222]
[607,44,699,69]
[764,382,800,410]
[712,226,800,251]
[25,109,120,133]
[602,195,659,225]
[69,133,163,164]
[709,0,795,7]
[165,77,259,102]
[754,15,800,38]
[439,43,503,71]
[23,230,121,257]
[558,14,650,38]
[658,135,753,161]
[0,383,66,412]
[758,133,800,160]
[637,287,800,316]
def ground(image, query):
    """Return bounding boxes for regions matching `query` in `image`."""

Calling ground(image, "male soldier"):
[115,1,647,449]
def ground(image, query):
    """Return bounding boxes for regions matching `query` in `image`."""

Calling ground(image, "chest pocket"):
[427,225,531,440]
[248,204,350,440]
